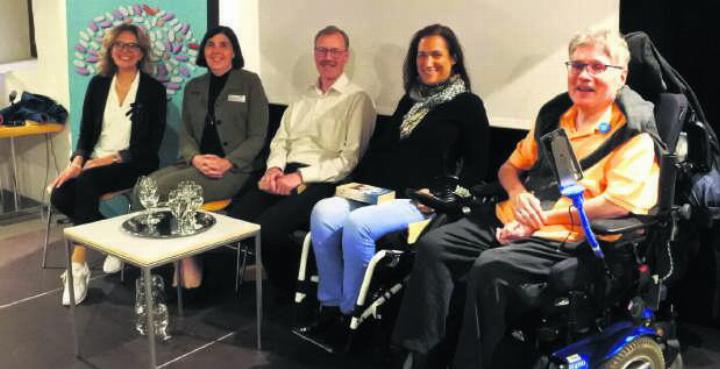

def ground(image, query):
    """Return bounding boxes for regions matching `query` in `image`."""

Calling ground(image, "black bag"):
[0,91,68,126]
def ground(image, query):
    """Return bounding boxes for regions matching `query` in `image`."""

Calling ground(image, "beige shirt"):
[266,73,376,183]
[92,71,140,158]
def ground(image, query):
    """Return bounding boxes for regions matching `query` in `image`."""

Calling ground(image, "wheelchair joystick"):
[560,184,604,259]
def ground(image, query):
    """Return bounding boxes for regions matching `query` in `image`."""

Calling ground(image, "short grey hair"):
[568,28,630,69]
[314,25,349,49]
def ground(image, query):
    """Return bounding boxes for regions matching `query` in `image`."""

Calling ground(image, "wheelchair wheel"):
[601,337,665,369]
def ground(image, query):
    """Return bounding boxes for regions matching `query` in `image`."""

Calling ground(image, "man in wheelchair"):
[393,28,672,369]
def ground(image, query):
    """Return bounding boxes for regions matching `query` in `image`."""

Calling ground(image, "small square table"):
[62,211,262,368]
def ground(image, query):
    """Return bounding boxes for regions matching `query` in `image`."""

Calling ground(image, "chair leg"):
[120,191,131,282]
[295,233,313,304]
[236,242,250,295]
[41,205,53,269]
[235,242,241,293]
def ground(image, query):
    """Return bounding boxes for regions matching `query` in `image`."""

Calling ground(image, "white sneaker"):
[102,255,123,274]
[61,262,91,306]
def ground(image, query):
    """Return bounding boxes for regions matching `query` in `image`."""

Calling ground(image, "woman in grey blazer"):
[137,26,269,288]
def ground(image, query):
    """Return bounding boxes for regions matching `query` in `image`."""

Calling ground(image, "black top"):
[200,72,230,156]
[72,72,167,173]
[354,92,490,195]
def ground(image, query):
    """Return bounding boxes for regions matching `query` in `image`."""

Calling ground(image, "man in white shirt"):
[229,25,376,297]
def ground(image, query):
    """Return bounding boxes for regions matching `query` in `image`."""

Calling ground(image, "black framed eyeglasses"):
[113,41,141,52]
[565,61,623,75]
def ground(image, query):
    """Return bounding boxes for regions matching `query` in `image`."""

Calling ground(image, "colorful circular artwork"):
[72,3,200,97]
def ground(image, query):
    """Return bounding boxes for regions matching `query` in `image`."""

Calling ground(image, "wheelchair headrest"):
[653,93,688,153]
[625,32,668,101]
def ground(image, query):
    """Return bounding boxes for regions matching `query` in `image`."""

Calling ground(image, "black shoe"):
[292,306,350,353]
[294,306,341,334]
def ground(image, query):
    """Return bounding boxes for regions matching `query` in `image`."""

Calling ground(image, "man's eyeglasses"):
[314,47,346,58]
[113,41,141,52]
[565,61,623,75]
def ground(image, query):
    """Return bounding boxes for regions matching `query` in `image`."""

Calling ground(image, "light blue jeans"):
[310,197,429,314]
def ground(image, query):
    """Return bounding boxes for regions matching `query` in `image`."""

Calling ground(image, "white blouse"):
[92,71,140,159]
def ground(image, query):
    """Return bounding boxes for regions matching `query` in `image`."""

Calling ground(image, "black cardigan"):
[72,72,167,173]
[354,92,490,195]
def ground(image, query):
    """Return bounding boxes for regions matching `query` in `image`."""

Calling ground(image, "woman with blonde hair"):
[50,23,166,306]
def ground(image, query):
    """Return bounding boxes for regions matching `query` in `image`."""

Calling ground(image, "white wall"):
[1,0,71,202]
[219,0,261,75]
[1,0,620,201]
[257,0,619,129]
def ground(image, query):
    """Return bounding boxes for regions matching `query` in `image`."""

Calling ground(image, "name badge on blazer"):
[228,94,246,103]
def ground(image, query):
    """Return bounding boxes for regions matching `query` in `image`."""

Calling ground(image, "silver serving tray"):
[122,210,216,238]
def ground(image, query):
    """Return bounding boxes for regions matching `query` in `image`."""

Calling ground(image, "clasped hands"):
[496,191,547,245]
[192,154,233,179]
[258,167,303,196]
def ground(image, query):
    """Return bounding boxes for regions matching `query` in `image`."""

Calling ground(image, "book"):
[335,182,395,205]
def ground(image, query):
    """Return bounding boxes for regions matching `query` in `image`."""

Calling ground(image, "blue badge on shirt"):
[598,121,611,134]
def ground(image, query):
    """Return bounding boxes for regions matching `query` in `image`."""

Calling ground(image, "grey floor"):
[0,216,719,368]
[0,216,382,369]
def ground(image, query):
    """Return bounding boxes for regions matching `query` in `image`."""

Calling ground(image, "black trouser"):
[50,163,147,225]
[454,241,634,369]
[392,204,502,364]
[228,169,336,292]
[453,238,571,369]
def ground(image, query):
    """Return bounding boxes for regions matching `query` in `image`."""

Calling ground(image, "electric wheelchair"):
[291,31,717,369]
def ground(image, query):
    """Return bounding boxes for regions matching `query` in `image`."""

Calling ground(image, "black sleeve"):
[367,95,411,150]
[391,95,413,121]
[352,96,411,184]
[71,76,101,161]
[457,94,490,187]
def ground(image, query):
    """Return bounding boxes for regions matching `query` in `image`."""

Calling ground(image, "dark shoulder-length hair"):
[195,26,245,69]
[97,23,152,77]
[402,24,471,92]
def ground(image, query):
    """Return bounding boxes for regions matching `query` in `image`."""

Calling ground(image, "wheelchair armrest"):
[470,181,506,200]
[405,189,464,215]
[590,215,655,235]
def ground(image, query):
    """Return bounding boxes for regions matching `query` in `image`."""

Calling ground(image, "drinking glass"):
[168,189,192,235]
[135,176,160,226]
[177,181,204,230]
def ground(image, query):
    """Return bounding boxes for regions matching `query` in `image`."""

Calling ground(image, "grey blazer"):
[180,69,269,173]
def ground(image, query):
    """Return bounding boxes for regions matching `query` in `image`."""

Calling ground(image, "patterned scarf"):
[399,74,468,139]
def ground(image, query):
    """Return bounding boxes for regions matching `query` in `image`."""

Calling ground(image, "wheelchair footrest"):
[291,322,352,355]
[292,329,338,354]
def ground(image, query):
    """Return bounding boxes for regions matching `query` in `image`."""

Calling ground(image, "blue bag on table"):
[0,91,68,126]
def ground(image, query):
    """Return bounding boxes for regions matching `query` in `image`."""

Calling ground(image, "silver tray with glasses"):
[122,210,216,238]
